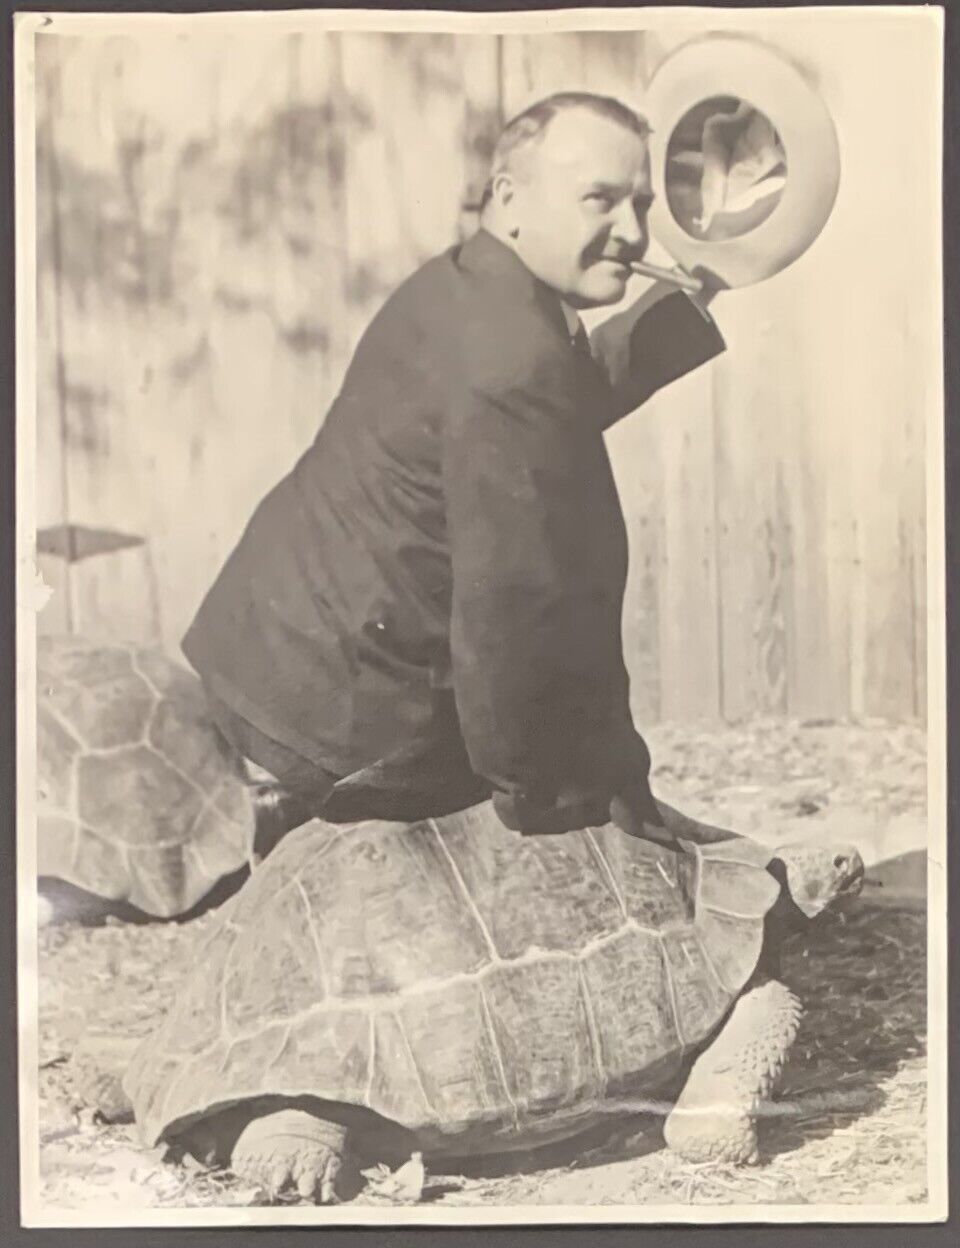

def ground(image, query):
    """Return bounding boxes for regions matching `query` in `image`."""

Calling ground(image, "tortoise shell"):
[124,801,781,1153]
[37,635,254,919]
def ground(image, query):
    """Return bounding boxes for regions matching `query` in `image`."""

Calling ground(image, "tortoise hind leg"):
[664,980,801,1165]
[231,1109,352,1202]
[179,1103,355,1202]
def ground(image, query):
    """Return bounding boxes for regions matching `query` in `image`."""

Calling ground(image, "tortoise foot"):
[231,1110,351,1203]
[664,1104,759,1165]
[663,980,801,1167]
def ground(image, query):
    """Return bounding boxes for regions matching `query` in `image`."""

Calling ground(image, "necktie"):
[570,317,593,360]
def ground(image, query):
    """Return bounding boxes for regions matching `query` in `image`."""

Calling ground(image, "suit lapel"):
[455,227,615,423]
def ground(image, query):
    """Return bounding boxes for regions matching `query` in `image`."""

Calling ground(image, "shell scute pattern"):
[391,979,513,1129]
[294,821,494,999]
[36,635,254,916]
[483,957,603,1114]
[48,672,154,751]
[131,646,203,701]
[436,816,626,959]
[188,806,253,882]
[698,855,781,919]
[268,1011,372,1104]
[696,908,767,995]
[127,842,190,915]
[660,927,730,1048]
[36,814,77,880]
[39,638,133,687]
[580,927,681,1092]
[147,695,238,794]
[223,877,329,1034]
[158,929,232,1060]
[588,825,697,929]
[79,747,205,848]
[39,639,154,752]
[37,711,80,811]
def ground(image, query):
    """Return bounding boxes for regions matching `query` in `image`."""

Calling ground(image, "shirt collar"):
[559,298,583,340]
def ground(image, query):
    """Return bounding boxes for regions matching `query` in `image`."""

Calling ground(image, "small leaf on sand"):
[362,1152,426,1204]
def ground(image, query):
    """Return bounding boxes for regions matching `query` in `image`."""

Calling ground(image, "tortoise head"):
[772,840,865,919]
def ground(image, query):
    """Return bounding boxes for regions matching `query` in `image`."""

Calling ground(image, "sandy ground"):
[29,717,929,1215]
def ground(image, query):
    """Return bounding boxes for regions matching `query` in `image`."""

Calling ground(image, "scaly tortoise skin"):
[123,801,863,1192]
[37,634,255,920]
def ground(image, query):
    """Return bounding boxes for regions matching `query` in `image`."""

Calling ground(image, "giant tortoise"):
[123,800,863,1201]
[37,634,256,923]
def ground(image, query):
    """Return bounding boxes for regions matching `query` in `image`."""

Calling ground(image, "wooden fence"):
[32,23,934,723]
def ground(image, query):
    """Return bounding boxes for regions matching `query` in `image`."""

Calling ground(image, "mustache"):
[589,247,647,265]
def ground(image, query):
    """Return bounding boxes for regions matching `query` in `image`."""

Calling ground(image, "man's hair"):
[478,92,652,211]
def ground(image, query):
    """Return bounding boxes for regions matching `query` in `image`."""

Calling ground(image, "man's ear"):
[488,169,518,224]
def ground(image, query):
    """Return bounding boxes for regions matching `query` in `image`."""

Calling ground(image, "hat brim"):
[644,34,841,289]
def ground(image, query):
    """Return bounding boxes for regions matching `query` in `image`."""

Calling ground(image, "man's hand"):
[652,798,743,846]
[685,264,729,313]
[493,786,611,836]
[609,792,682,853]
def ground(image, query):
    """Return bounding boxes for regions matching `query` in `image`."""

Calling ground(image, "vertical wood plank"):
[339,33,471,351]
[712,305,791,721]
[778,339,835,722]
[71,545,164,644]
[500,31,650,118]
[801,38,921,721]
[500,32,584,116]
[169,28,354,648]
[458,34,502,237]
[703,19,931,725]
[650,367,722,721]
[607,409,664,726]
[35,45,65,530]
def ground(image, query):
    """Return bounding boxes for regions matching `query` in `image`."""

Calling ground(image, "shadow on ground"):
[759,899,925,1161]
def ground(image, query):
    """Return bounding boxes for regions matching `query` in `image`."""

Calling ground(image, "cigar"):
[629,260,704,294]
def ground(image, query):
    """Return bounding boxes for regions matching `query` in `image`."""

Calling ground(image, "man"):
[183,92,727,852]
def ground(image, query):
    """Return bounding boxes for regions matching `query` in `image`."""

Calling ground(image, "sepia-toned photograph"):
[14,5,947,1227]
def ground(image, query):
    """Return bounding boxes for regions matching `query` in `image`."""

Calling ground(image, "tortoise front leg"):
[663,980,801,1164]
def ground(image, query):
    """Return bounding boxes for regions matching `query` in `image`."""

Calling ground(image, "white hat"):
[644,35,841,288]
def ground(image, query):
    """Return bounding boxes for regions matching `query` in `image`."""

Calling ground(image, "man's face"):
[504,110,654,308]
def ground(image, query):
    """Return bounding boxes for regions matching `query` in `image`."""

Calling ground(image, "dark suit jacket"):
[182,228,725,832]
